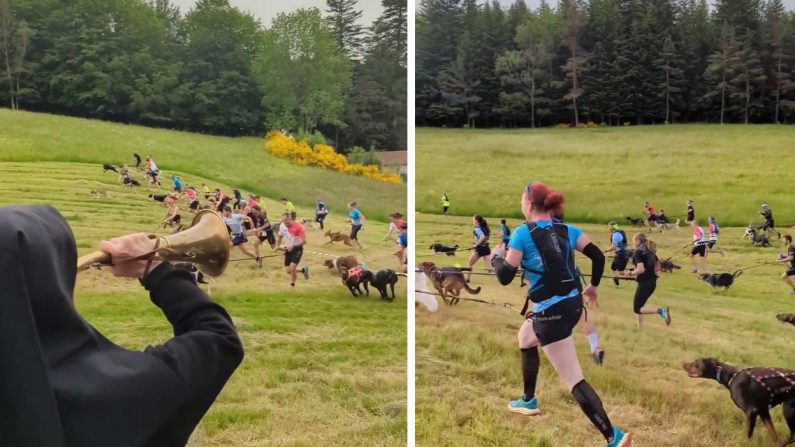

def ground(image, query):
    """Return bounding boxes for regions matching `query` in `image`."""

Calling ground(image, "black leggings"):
[633,280,657,314]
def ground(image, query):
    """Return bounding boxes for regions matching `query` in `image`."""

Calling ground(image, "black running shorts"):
[531,294,583,346]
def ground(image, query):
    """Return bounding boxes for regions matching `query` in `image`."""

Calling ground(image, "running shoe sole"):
[508,405,541,416]
[664,308,672,326]
[616,432,632,447]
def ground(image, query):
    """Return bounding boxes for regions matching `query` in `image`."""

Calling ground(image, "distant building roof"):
[375,150,407,166]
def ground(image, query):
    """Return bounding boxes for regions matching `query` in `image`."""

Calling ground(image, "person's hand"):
[491,244,507,262]
[98,233,161,279]
[285,244,294,252]
[583,285,599,308]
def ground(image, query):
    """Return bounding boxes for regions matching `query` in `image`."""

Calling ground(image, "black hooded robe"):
[0,205,244,447]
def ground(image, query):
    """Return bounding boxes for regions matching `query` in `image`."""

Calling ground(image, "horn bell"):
[159,209,231,277]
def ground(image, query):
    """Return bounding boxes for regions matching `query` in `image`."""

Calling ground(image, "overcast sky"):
[171,0,384,27]
[414,0,795,11]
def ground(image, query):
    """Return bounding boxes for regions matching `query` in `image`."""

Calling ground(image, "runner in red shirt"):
[279,212,309,287]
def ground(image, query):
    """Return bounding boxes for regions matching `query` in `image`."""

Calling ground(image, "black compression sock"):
[572,380,615,441]
[521,347,540,401]
[613,276,619,286]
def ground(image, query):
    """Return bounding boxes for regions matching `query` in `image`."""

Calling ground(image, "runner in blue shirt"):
[347,201,365,250]
[490,181,630,447]
[465,215,492,282]
[500,219,511,249]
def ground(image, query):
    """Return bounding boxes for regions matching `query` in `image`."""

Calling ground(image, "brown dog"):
[324,230,353,246]
[324,255,359,271]
[419,261,481,305]
[683,357,795,446]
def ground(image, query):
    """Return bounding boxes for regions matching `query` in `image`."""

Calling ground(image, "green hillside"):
[416,125,795,226]
[0,109,405,221]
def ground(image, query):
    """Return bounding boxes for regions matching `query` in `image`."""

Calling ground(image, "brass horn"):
[77,209,231,277]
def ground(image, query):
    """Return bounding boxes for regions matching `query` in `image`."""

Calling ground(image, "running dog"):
[626,216,645,227]
[149,194,168,203]
[324,230,353,246]
[366,269,399,301]
[660,259,681,273]
[429,243,459,256]
[744,227,772,247]
[301,218,320,230]
[323,255,359,271]
[122,177,141,187]
[699,271,742,290]
[777,313,795,326]
[339,266,373,297]
[658,219,681,232]
[419,261,481,306]
[683,358,795,446]
[103,163,118,173]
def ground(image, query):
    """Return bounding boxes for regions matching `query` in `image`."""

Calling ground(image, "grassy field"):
[416,125,795,226]
[0,161,407,446]
[0,109,405,221]
[415,214,795,447]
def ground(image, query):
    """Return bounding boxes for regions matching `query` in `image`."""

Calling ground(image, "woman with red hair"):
[491,182,631,447]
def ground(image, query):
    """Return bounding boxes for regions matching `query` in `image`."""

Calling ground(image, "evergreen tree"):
[326,0,364,58]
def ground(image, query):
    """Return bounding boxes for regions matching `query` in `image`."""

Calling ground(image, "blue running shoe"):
[607,428,631,447]
[508,396,540,416]
[659,307,671,326]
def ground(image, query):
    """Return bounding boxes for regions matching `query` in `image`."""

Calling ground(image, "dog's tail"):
[463,282,481,295]
[777,313,795,326]
[429,244,434,250]
[732,270,743,278]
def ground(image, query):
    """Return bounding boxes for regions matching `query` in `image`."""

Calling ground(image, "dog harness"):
[719,367,795,405]
[348,266,363,280]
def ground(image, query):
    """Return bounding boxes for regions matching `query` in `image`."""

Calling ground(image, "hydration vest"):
[614,229,628,249]
[523,222,583,306]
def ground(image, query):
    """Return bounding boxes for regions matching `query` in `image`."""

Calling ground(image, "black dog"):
[746,228,772,247]
[366,269,399,301]
[660,259,681,273]
[626,216,645,227]
[103,163,118,173]
[699,271,742,290]
[122,177,141,187]
[684,357,795,446]
[778,314,795,326]
[149,194,168,203]
[429,243,459,256]
[340,267,374,297]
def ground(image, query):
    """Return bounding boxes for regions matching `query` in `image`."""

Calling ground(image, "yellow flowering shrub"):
[265,132,402,184]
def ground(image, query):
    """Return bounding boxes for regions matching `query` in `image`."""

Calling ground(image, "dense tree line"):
[416,0,795,127]
[0,0,406,151]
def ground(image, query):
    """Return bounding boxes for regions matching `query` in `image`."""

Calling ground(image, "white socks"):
[588,333,599,353]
